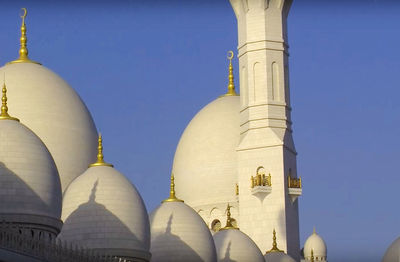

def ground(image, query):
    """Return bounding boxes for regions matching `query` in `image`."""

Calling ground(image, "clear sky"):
[0,0,399,261]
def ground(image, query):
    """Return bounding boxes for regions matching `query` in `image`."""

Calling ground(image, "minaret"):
[229,0,300,260]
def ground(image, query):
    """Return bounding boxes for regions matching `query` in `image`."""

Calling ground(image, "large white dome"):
[59,158,150,261]
[0,116,62,236]
[213,229,264,262]
[0,63,98,192]
[304,228,327,261]
[150,200,217,262]
[382,237,400,262]
[173,95,240,208]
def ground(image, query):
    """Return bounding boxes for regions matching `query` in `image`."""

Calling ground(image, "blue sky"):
[0,1,399,261]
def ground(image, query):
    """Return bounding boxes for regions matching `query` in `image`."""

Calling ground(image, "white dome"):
[213,229,264,262]
[382,237,400,262]
[0,118,62,234]
[59,165,150,261]
[150,201,217,262]
[173,95,240,207]
[264,252,296,262]
[0,63,98,192]
[304,229,327,261]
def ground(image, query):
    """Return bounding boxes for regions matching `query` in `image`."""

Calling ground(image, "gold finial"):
[0,77,19,122]
[220,204,239,230]
[9,8,40,65]
[266,229,284,254]
[89,133,113,167]
[220,51,238,97]
[162,174,184,203]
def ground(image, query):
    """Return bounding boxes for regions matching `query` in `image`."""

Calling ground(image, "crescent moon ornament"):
[227,50,234,61]
[20,8,27,19]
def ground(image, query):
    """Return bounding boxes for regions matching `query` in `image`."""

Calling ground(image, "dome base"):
[0,214,63,240]
[90,247,151,262]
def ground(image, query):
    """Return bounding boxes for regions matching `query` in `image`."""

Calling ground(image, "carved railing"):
[287,176,302,188]
[251,167,272,188]
[0,221,128,262]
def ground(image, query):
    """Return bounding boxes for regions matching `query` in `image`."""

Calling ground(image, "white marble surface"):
[0,119,62,222]
[0,62,98,192]
[150,201,217,262]
[59,165,150,260]
[213,229,264,262]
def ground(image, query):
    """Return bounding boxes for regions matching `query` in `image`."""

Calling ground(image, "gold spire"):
[9,8,40,65]
[265,229,284,254]
[89,133,113,167]
[162,174,184,203]
[0,78,19,122]
[220,51,238,97]
[220,204,239,230]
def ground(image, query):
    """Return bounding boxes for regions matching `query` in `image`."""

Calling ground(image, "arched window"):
[211,219,221,232]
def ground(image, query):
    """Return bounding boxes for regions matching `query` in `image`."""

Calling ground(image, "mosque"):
[0,1,398,262]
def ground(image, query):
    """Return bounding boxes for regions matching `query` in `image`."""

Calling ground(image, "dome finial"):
[9,8,40,65]
[313,226,316,234]
[162,174,184,203]
[89,133,113,167]
[220,204,238,230]
[266,229,284,253]
[0,76,19,122]
[220,51,238,97]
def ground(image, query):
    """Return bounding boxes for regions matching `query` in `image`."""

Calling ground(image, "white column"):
[230,0,300,260]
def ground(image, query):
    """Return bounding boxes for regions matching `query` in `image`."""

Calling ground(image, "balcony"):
[250,166,272,201]
[287,176,302,203]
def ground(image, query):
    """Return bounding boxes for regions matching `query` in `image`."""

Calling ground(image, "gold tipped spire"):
[266,229,284,254]
[0,78,19,122]
[89,133,113,167]
[162,174,184,203]
[9,8,40,65]
[220,51,238,97]
[220,204,239,230]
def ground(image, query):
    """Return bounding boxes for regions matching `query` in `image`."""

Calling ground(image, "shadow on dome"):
[220,241,237,262]
[0,162,56,217]
[58,181,145,259]
[151,214,204,262]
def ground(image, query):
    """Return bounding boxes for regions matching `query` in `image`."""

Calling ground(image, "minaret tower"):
[229,0,300,259]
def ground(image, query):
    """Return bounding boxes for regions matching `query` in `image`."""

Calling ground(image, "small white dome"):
[59,162,150,261]
[0,118,62,234]
[264,252,296,262]
[213,229,264,262]
[304,228,327,261]
[150,201,217,262]
[382,237,400,262]
[173,95,239,208]
[0,63,98,192]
